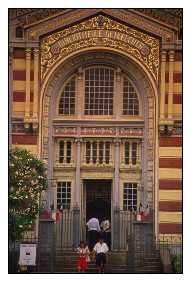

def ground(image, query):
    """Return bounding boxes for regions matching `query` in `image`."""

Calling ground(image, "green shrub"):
[171,254,182,273]
[9,148,47,241]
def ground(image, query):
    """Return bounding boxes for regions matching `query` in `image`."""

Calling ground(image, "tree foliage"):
[9,148,47,241]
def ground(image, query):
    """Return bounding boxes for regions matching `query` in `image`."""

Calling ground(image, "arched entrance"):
[39,20,159,246]
[40,50,158,210]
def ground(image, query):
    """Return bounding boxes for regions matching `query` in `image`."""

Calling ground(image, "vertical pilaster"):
[64,140,67,164]
[90,140,93,164]
[55,139,59,164]
[168,50,175,120]
[129,140,132,166]
[96,140,99,164]
[103,141,106,164]
[160,51,167,120]
[25,48,31,119]
[33,48,39,119]
[114,138,120,206]
[121,140,125,165]
[75,138,81,206]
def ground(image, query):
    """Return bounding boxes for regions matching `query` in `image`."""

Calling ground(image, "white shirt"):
[100,220,110,232]
[76,246,89,257]
[93,242,109,254]
[86,217,100,232]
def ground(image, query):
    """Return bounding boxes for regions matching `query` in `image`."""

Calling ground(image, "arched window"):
[123,78,139,115]
[84,67,114,115]
[59,76,76,115]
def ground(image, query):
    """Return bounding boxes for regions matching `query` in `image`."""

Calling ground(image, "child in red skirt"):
[76,241,90,273]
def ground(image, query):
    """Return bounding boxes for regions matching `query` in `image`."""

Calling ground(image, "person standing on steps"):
[93,237,109,274]
[86,216,101,251]
[100,217,111,249]
[76,241,90,273]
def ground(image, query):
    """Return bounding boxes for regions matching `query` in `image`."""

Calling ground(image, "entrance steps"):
[38,249,162,273]
[38,250,129,273]
[134,250,162,273]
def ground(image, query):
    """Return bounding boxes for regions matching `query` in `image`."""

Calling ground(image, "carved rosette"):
[41,15,159,81]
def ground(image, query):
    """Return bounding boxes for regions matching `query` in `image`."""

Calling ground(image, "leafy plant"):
[171,254,182,273]
[9,148,47,241]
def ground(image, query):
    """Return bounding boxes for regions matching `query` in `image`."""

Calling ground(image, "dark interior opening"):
[85,179,112,222]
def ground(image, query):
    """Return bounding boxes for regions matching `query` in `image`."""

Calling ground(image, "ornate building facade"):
[9,9,182,245]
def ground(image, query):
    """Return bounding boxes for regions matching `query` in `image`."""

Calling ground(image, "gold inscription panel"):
[41,15,159,81]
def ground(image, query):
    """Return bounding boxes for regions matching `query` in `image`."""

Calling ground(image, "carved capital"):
[33,48,39,57]
[159,124,166,135]
[113,138,121,146]
[159,119,174,136]
[168,50,175,61]
[32,121,39,132]
[25,48,31,59]
[75,138,82,144]
[24,117,39,133]
[161,50,167,62]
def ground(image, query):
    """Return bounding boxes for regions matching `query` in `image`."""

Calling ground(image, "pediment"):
[23,9,177,43]
[39,14,160,83]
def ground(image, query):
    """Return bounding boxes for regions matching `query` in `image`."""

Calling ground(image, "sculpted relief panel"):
[41,15,159,81]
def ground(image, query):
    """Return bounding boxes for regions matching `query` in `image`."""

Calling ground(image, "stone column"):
[73,138,81,248]
[114,138,120,206]
[168,50,175,120]
[96,140,99,164]
[90,140,93,164]
[64,140,67,164]
[103,141,106,164]
[160,51,167,120]
[129,140,132,166]
[25,48,31,119]
[33,48,39,120]
[113,136,121,250]
[75,138,81,206]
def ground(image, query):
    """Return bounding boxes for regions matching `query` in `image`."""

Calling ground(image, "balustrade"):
[54,138,141,169]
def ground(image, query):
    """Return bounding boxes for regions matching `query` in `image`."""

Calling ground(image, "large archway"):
[39,48,159,236]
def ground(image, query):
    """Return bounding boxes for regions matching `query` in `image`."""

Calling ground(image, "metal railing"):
[155,235,182,273]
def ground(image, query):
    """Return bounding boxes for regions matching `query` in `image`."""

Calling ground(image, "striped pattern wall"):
[158,136,182,236]
[12,48,34,116]
[11,48,182,238]
[11,134,38,154]
[165,51,182,119]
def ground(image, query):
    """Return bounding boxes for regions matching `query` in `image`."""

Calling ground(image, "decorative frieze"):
[41,15,159,81]
[53,126,144,138]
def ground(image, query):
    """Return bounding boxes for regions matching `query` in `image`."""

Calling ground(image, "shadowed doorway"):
[85,179,112,222]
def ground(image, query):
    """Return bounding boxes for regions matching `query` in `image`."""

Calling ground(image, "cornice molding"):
[18,9,176,43]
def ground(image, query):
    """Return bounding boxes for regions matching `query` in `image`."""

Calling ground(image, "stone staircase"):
[38,250,129,273]
[133,250,162,273]
[38,249,162,274]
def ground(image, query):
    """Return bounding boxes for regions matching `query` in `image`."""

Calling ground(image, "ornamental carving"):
[53,126,144,138]
[41,15,159,81]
